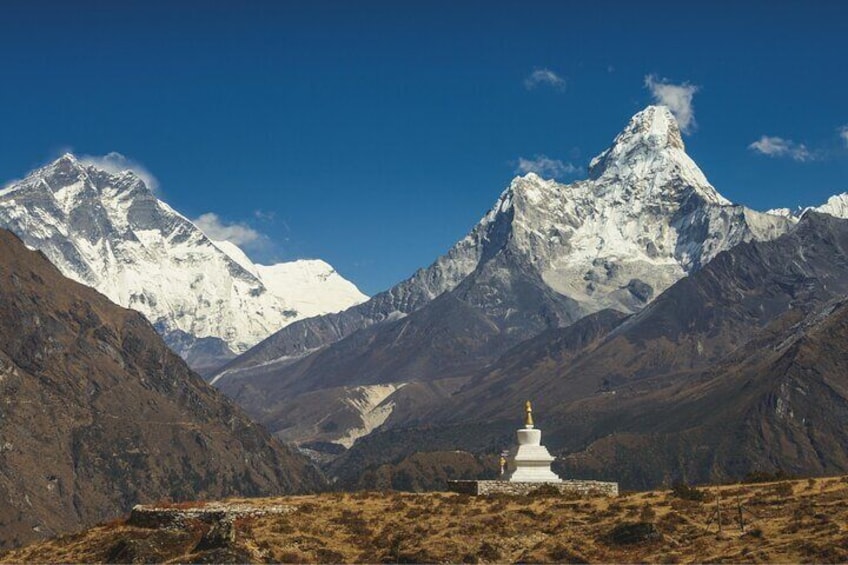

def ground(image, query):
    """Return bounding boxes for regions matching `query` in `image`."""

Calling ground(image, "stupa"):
[503,401,562,482]
[446,400,618,496]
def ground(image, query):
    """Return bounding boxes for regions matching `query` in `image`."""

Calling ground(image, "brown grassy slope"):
[5,475,848,564]
[0,229,324,550]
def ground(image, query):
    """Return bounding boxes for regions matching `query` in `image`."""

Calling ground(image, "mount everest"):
[0,154,367,372]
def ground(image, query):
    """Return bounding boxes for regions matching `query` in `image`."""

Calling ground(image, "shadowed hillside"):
[0,229,324,550]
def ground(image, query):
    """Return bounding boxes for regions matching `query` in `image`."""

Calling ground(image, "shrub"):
[315,548,345,563]
[478,541,501,562]
[772,481,794,497]
[607,501,623,514]
[639,503,656,522]
[603,521,661,546]
[405,506,426,519]
[448,493,472,505]
[332,509,372,538]
[548,543,588,563]
[671,482,706,502]
[276,550,303,563]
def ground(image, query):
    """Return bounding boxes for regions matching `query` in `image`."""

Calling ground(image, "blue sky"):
[1,1,846,295]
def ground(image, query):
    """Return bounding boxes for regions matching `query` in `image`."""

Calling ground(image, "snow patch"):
[811,193,848,219]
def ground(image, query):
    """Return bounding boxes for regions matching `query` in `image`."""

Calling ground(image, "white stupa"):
[503,401,562,483]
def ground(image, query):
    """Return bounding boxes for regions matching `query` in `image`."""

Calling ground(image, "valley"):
[3,2,846,562]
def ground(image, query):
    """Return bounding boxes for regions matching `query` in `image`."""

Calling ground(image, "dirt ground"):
[3,475,848,563]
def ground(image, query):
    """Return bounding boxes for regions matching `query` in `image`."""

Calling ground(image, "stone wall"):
[447,479,619,497]
[128,502,296,529]
[127,502,297,554]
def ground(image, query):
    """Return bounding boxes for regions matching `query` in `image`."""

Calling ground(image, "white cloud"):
[524,68,566,91]
[748,135,814,162]
[78,151,160,193]
[515,155,580,179]
[253,209,276,221]
[644,74,699,134]
[193,212,264,246]
[839,125,848,147]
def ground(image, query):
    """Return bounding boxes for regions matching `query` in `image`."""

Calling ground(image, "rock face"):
[213,106,793,452]
[0,229,324,550]
[0,155,366,373]
[332,212,848,489]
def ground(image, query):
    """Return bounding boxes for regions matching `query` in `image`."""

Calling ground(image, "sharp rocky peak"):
[494,105,729,225]
[589,106,683,176]
[586,105,730,206]
[34,153,88,185]
[31,153,150,197]
[616,105,683,150]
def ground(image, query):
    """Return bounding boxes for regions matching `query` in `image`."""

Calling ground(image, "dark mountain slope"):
[556,295,848,488]
[0,229,323,550]
[448,211,848,422]
[220,245,584,448]
[332,213,848,489]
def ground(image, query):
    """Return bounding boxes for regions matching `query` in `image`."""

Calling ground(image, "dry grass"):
[3,476,848,563]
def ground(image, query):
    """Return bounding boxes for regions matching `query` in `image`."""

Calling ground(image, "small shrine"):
[447,400,619,497]
[502,401,562,482]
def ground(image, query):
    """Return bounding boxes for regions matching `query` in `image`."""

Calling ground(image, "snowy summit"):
[0,154,367,370]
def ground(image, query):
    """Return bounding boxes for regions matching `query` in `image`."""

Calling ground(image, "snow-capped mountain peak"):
[763,194,848,223]
[0,154,367,371]
[209,105,799,451]
[809,193,848,219]
[212,239,369,320]
[424,105,790,315]
[588,105,731,206]
[26,154,153,223]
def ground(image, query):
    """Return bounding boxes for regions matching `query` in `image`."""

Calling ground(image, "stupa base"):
[446,479,618,497]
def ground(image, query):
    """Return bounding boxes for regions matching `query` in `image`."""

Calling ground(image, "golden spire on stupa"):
[524,400,534,427]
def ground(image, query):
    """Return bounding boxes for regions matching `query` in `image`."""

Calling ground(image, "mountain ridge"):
[213,105,798,455]
[215,105,792,381]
